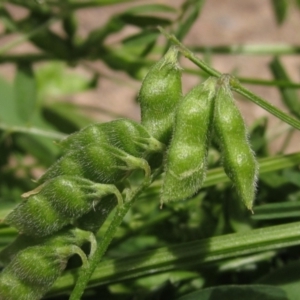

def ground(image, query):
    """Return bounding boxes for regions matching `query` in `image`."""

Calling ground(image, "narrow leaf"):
[176,0,206,40]
[177,285,288,300]
[120,14,171,27]
[50,221,300,295]
[257,260,300,300]
[14,63,37,123]
[0,76,22,126]
[122,30,159,47]
[125,4,177,14]
[271,0,289,25]
[269,57,300,119]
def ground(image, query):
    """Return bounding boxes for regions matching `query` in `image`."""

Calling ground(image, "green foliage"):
[0,1,300,300]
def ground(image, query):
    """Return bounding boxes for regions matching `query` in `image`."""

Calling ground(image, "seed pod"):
[38,143,151,185]
[76,194,118,233]
[0,227,96,267]
[138,46,182,144]
[5,176,123,237]
[213,75,258,211]
[0,227,95,300]
[161,77,217,204]
[59,118,165,157]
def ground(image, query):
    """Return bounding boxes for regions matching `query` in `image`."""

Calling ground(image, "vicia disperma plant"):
[0,44,262,300]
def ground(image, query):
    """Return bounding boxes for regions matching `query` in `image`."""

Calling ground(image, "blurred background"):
[1,0,299,154]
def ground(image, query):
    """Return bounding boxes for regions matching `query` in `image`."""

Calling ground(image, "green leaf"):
[176,0,206,40]
[125,4,177,14]
[65,0,143,9]
[177,285,288,300]
[80,16,125,54]
[249,117,269,156]
[122,29,159,47]
[0,7,18,32]
[252,201,300,220]
[14,63,37,123]
[19,14,72,59]
[269,57,300,119]
[271,0,289,25]
[121,29,159,59]
[0,76,22,126]
[282,169,300,188]
[257,260,300,300]
[50,221,300,295]
[102,48,151,79]
[62,13,78,39]
[36,62,92,100]
[42,102,92,133]
[120,14,171,27]
[14,134,58,167]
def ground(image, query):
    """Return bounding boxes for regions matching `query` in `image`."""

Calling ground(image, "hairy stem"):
[69,167,162,300]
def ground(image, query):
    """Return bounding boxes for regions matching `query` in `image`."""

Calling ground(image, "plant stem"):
[158,27,221,78]
[190,44,300,55]
[0,123,66,140]
[231,81,300,130]
[238,77,300,88]
[184,68,300,88]
[69,168,162,300]
[158,27,300,131]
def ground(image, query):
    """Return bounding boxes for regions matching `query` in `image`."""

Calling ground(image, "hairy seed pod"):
[59,118,165,157]
[4,176,123,237]
[161,77,217,205]
[38,143,151,185]
[138,46,182,144]
[0,227,95,300]
[0,227,96,267]
[76,194,118,233]
[213,75,258,211]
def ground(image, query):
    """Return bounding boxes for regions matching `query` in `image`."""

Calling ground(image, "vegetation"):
[0,1,300,299]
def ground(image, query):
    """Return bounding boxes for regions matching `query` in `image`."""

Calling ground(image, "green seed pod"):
[0,227,95,300]
[5,176,123,237]
[76,194,118,233]
[213,75,258,211]
[138,46,182,144]
[161,77,217,204]
[59,118,165,157]
[0,227,96,267]
[38,143,151,185]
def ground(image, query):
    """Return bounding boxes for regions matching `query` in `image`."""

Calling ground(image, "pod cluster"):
[0,227,96,300]
[161,74,258,211]
[0,47,181,300]
[0,46,258,300]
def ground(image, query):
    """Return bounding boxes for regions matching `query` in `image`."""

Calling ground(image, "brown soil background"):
[1,0,300,154]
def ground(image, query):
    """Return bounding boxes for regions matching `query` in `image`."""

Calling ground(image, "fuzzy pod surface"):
[138,46,182,144]
[0,227,95,300]
[0,226,96,267]
[38,143,151,185]
[59,118,165,158]
[76,194,118,233]
[161,77,217,204]
[214,75,258,211]
[5,176,123,237]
